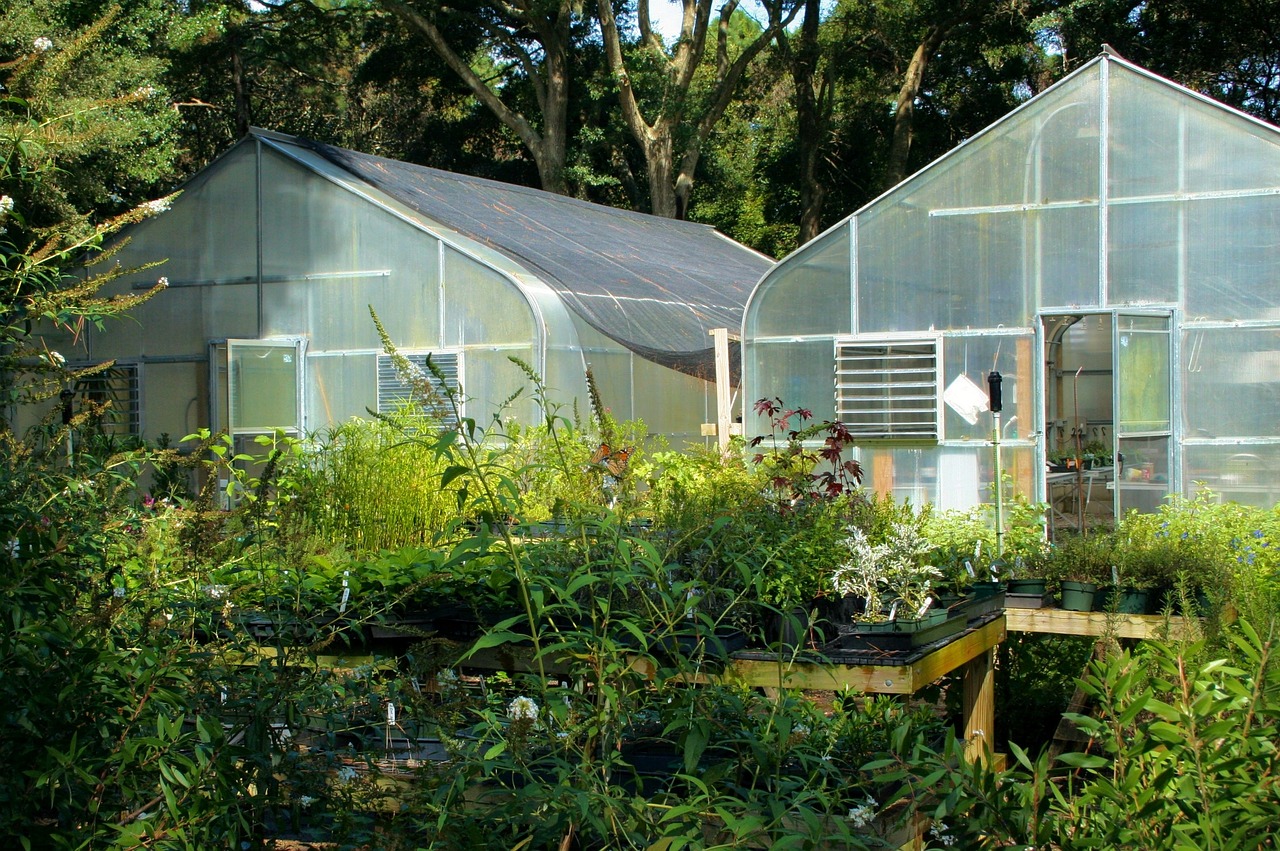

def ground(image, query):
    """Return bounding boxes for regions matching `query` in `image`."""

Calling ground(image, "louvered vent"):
[377,352,460,428]
[835,340,939,439]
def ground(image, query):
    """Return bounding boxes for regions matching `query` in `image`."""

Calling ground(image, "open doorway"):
[1042,314,1116,534]
[1042,311,1175,535]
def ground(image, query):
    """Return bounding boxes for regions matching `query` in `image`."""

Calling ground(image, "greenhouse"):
[40,128,769,448]
[743,50,1280,524]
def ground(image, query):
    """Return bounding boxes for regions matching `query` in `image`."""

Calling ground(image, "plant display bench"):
[1004,607,1195,639]
[730,613,1006,764]
[457,615,1006,765]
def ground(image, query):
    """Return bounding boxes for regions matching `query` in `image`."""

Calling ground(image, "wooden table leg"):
[961,646,995,764]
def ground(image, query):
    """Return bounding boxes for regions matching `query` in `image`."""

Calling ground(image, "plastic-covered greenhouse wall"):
[743,53,1280,522]
[37,129,768,452]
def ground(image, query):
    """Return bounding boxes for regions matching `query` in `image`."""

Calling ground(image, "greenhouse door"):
[1113,311,1173,515]
[1042,313,1115,533]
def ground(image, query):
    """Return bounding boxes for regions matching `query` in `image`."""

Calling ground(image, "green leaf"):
[1056,752,1109,769]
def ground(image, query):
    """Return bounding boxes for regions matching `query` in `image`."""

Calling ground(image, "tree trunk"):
[783,0,829,244]
[379,0,571,195]
[598,0,798,218]
[885,23,950,188]
[231,35,252,139]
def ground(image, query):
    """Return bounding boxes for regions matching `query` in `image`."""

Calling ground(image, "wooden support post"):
[709,328,739,452]
[961,646,996,764]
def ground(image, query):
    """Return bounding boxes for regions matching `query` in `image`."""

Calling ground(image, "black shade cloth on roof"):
[282,134,768,382]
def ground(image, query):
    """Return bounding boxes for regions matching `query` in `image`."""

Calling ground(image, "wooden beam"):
[1004,607,1194,640]
[723,617,1006,694]
[961,647,995,765]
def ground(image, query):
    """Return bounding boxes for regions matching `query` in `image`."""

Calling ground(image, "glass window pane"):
[1116,316,1170,433]
[230,343,299,432]
[1116,435,1169,514]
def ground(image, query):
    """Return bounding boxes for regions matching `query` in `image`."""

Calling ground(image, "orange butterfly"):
[590,442,632,477]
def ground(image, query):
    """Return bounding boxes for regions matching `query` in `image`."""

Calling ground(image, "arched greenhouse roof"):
[261,130,770,381]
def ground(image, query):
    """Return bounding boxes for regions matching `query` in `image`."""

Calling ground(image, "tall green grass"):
[296,411,467,554]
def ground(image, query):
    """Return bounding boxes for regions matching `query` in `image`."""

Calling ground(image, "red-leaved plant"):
[750,397,863,507]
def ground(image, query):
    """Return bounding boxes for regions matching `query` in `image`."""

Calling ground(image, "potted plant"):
[1004,551,1051,608]
[1041,532,1115,611]
[829,522,961,651]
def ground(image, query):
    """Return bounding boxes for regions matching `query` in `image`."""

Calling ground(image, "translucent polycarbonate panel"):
[1109,64,1280,199]
[581,347,634,422]
[142,362,205,439]
[463,347,539,427]
[256,155,445,351]
[205,283,258,340]
[924,213,1024,327]
[106,145,260,288]
[307,353,376,430]
[1108,201,1181,305]
[441,247,535,348]
[1037,206,1100,308]
[542,343,591,411]
[1184,107,1280,195]
[894,66,1101,212]
[1116,435,1170,514]
[260,153,356,276]
[747,226,850,338]
[854,205,933,332]
[263,269,441,352]
[1108,67,1189,199]
[743,339,836,438]
[1183,326,1280,439]
[855,70,1101,332]
[228,342,299,432]
[96,287,204,359]
[1185,196,1280,321]
[1116,315,1171,434]
[631,355,711,445]
[859,444,1036,511]
[941,333,1034,442]
[1183,444,1280,507]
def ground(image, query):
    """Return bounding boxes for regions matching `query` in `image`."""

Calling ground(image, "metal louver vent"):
[377,352,460,428]
[835,340,939,439]
[75,364,141,436]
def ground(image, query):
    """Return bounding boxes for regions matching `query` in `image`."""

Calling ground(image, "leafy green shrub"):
[908,621,1280,849]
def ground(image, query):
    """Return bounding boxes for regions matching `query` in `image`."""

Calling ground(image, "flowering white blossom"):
[299,795,316,809]
[847,796,877,828]
[929,822,957,846]
[113,586,126,599]
[336,765,358,783]
[0,195,13,215]
[157,277,169,288]
[34,37,53,52]
[133,85,157,99]
[143,197,172,215]
[41,350,65,366]
[508,695,539,722]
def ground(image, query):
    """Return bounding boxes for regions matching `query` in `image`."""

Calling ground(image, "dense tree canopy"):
[53,0,1280,254]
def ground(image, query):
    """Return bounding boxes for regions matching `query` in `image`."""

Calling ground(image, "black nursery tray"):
[1004,592,1052,609]
[731,610,1003,667]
